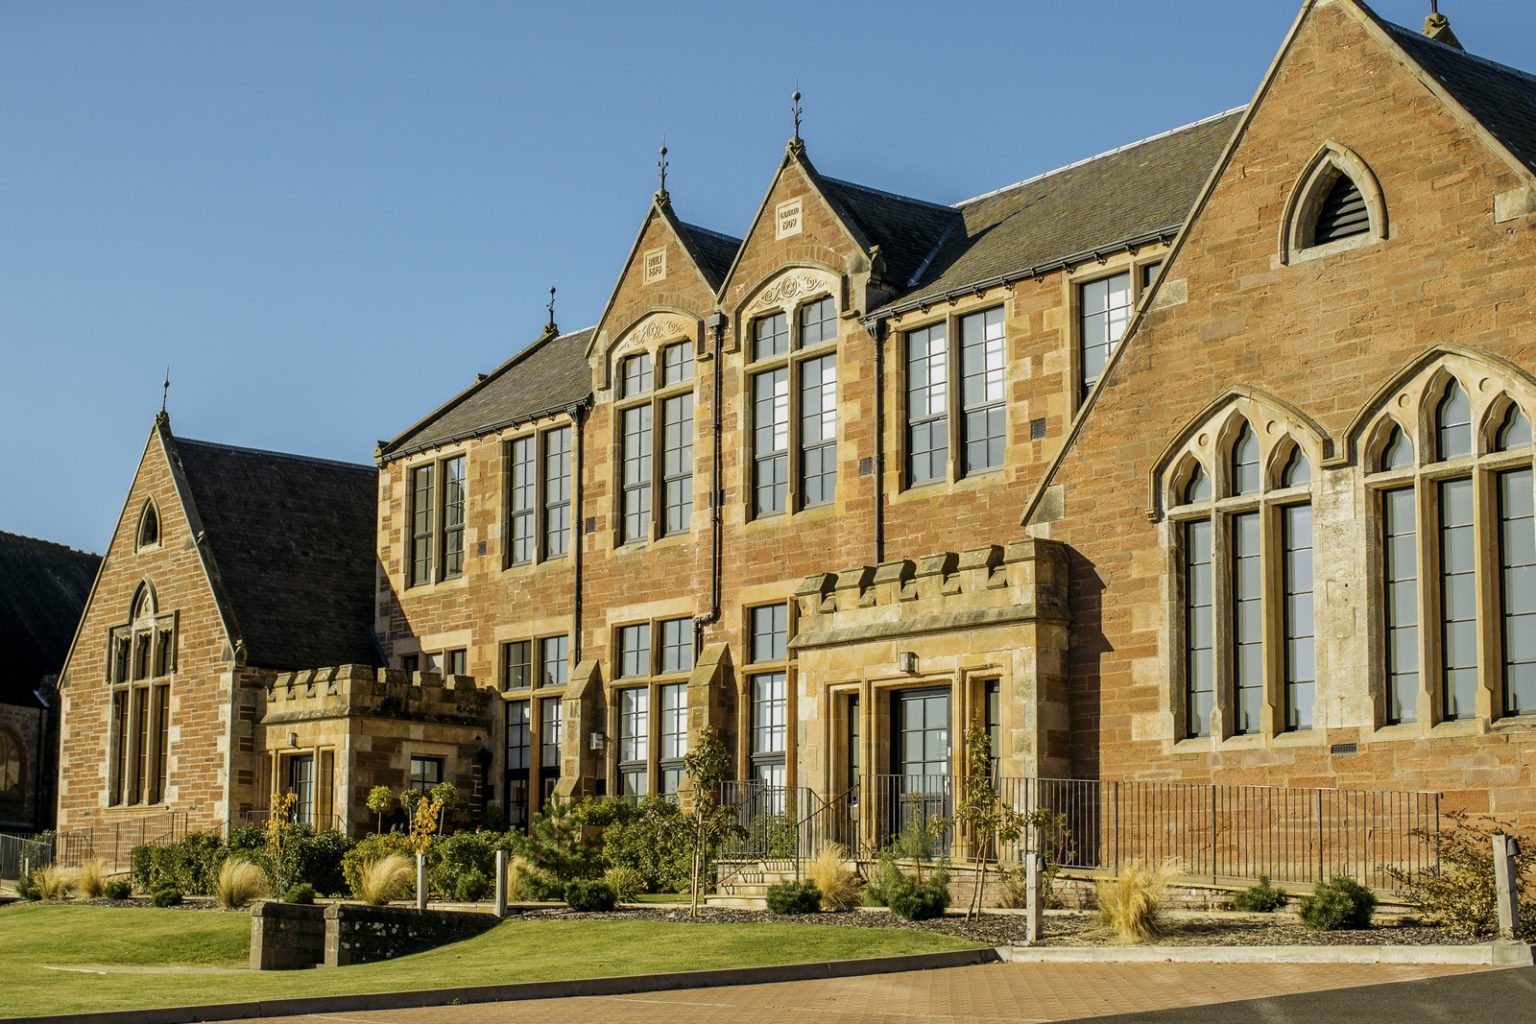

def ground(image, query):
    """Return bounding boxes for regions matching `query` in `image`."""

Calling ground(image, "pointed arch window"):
[1169,419,1317,739]
[136,501,160,550]
[1364,375,1536,724]
[107,584,176,807]
[1283,143,1386,264]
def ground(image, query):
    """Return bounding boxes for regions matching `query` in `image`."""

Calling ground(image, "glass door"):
[885,687,952,854]
[287,755,314,827]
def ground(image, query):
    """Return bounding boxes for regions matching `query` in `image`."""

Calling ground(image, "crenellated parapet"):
[791,540,1069,651]
[261,664,493,727]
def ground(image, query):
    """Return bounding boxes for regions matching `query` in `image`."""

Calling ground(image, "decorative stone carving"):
[624,316,689,348]
[748,273,828,313]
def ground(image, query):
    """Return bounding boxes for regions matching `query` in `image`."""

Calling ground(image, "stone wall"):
[249,901,327,970]
[324,903,499,967]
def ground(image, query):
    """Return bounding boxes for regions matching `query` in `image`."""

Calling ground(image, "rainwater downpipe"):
[696,311,728,648]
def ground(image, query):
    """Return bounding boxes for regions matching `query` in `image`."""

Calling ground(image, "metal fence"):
[0,811,190,880]
[722,775,1441,892]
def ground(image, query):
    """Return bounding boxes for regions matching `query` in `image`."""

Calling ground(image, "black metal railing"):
[0,811,192,879]
[869,774,954,858]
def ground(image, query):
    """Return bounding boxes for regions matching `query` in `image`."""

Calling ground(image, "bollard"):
[1493,834,1521,941]
[416,853,428,912]
[1026,854,1045,945]
[494,849,508,918]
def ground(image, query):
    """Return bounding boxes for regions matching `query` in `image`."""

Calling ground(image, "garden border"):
[3,946,1003,1024]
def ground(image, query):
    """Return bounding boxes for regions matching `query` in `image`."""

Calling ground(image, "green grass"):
[0,903,979,1019]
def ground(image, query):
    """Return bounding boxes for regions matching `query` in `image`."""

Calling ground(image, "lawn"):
[0,903,980,1019]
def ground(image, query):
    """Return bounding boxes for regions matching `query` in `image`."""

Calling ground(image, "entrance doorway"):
[880,687,952,853]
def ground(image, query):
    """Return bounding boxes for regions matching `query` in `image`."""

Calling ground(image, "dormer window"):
[136,501,160,550]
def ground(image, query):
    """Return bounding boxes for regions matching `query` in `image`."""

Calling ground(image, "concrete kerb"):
[4,947,1005,1024]
[1002,940,1536,966]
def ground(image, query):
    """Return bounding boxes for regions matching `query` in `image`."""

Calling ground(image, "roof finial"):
[546,287,557,332]
[1424,1,1463,48]
[791,82,803,144]
[161,366,171,414]
[657,137,669,199]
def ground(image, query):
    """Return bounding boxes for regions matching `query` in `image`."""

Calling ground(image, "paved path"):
[226,961,1524,1024]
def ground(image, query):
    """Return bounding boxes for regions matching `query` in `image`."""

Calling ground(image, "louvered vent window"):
[1313,174,1369,246]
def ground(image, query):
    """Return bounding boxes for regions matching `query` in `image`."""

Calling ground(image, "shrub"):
[357,854,415,906]
[511,800,603,893]
[279,829,354,896]
[1096,859,1174,943]
[429,830,500,900]
[1299,877,1376,931]
[599,797,693,893]
[76,858,105,899]
[862,854,903,907]
[506,856,537,902]
[453,867,490,902]
[1233,874,1288,913]
[806,845,860,912]
[766,880,822,915]
[151,886,183,907]
[284,882,316,905]
[31,865,75,901]
[886,870,951,921]
[15,869,39,901]
[103,879,132,901]
[1387,812,1536,941]
[216,858,269,909]
[343,832,412,899]
[564,878,618,912]
[603,866,645,903]
[131,831,226,895]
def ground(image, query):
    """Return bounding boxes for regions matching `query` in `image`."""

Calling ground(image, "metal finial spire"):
[1431,0,1438,13]
[547,287,557,330]
[658,138,669,194]
[161,366,171,414]
[791,83,802,142]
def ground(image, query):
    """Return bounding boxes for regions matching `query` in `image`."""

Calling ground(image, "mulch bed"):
[520,905,1480,947]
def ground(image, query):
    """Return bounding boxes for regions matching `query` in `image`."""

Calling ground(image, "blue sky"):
[4,1,1532,552]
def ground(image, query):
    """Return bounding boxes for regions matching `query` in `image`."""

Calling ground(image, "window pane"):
[1184,465,1211,504]
[506,701,531,770]
[540,635,568,687]
[509,436,536,564]
[798,296,836,347]
[753,313,788,360]
[1283,504,1315,730]
[540,697,562,770]
[1231,512,1262,734]
[1383,488,1419,723]
[1079,272,1131,392]
[622,353,652,397]
[1185,519,1214,737]
[799,353,837,506]
[906,324,948,484]
[441,456,466,578]
[618,623,651,679]
[661,342,693,386]
[542,427,571,557]
[750,604,787,663]
[618,687,649,795]
[960,307,1006,474]
[1440,477,1477,718]
[622,405,652,543]
[1436,380,1472,460]
[753,368,789,515]
[1231,425,1260,496]
[660,618,693,675]
[662,393,693,534]
[751,672,787,757]
[1496,405,1533,452]
[410,464,434,586]
[660,683,688,760]
[1501,469,1536,714]
[1381,425,1415,471]
[503,640,531,691]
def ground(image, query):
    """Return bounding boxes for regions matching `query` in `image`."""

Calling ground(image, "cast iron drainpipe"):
[695,311,728,648]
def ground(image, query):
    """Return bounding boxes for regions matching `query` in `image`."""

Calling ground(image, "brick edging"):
[7,946,1003,1024]
[1002,941,1536,966]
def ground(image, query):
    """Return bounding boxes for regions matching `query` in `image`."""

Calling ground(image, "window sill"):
[1271,729,1322,748]
[502,557,572,577]
[1430,717,1488,738]
[404,574,470,595]
[888,471,1009,507]
[746,504,837,531]
[1490,715,1536,735]
[1372,720,1425,739]
[1220,733,1267,750]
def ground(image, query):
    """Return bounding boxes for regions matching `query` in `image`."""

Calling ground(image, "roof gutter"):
[379,396,594,465]
[862,225,1180,329]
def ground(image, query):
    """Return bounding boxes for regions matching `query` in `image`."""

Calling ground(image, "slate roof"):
[677,221,741,291]
[1373,15,1536,176]
[871,109,1244,318]
[381,326,596,461]
[819,178,962,291]
[0,532,100,706]
[170,437,380,671]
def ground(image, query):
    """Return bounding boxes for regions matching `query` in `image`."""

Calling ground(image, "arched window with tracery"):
[106,582,176,806]
[136,500,160,550]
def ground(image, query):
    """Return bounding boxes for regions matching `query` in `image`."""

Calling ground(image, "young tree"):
[681,727,739,919]
[367,785,396,834]
[430,781,461,835]
[954,719,1026,919]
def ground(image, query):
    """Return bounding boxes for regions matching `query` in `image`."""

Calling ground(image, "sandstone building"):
[55,1,1536,842]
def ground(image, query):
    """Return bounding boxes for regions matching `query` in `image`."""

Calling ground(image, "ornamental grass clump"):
[216,858,269,909]
[1096,859,1175,943]
[76,858,106,899]
[1299,876,1376,931]
[805,844,861,912]
[357,853,414,906]
[602,866,645,903]
[31,865,75,902]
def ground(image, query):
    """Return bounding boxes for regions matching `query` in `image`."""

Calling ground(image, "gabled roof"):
[677,221,742,291]
[818,178,962,290]
[168,434,381,671]
[0,532,100,705]
[871,109,1244,319]
[1369,14,1536,176]
[381,325,596,461]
